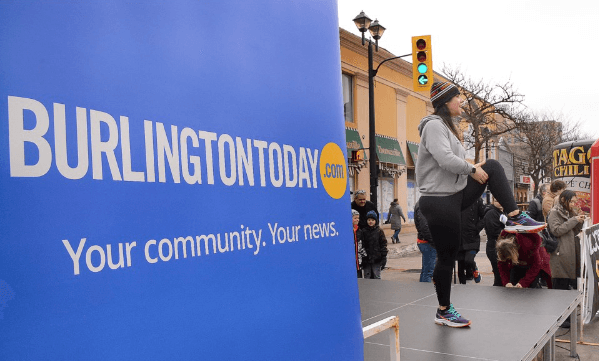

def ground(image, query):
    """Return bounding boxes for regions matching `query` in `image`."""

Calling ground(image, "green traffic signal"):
[412,35,432,91]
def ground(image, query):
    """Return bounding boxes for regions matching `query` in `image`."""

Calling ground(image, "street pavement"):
[377,225,599,361]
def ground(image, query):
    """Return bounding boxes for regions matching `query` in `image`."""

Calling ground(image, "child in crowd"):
[496,231,552,289]
[352,209,366,278]
[359,210,388,279]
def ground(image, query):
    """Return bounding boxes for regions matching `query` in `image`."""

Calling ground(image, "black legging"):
[419,159,518,306]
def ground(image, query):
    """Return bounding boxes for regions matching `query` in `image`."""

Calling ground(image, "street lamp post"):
[353,11,385,211]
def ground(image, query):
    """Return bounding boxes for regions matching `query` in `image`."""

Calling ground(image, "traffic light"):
[411,35,433,91]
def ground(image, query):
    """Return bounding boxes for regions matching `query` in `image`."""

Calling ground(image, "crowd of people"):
[351,180,585,328]
[350,81,587,329]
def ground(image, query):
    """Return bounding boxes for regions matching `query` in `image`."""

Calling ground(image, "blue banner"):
[0,1,363,359]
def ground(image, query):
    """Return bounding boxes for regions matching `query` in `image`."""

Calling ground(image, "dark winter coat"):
[387,202,406,230]
[483,204,505,250]
[497,231,552,288]
[351,200,379,230]
[527,193,545,222]
[358,225,388,264]
[459,198,486,253]
[547,202,583,279]
[414,201,432,243]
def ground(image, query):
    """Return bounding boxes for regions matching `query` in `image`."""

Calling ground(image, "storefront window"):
[342,73,354,123]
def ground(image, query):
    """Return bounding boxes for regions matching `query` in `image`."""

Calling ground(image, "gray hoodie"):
[415,115,472,196]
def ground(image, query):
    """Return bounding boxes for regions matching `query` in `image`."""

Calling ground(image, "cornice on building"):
[355,72,369,84]
[395,88,410,99]
[340,28,413,78]
[340,28,442,106]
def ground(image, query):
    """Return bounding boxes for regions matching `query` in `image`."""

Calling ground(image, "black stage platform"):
[359,279,582,361]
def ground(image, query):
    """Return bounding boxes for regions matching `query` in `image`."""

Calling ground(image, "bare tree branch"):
[442,65,528,163]
[512,111,564,196]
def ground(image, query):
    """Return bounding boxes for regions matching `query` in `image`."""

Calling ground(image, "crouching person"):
[496,231,552,289]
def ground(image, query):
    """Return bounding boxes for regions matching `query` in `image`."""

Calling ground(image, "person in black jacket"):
[483,199,506,286]
[415,200,436,282]
[527,184,548,222]
[359,210,388,279]
[456,198,486,284]
[351,190,379,230]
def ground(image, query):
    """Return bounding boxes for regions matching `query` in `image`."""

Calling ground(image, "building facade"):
[340,28,526,220]
[340,28,433,222]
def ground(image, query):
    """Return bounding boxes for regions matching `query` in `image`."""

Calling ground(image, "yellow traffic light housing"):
[412,35,433,92]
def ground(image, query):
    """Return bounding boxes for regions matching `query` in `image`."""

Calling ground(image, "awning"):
[346,128,367,175]
[406,141,419,167]
[345,127,364,152]
[375,135,406,165]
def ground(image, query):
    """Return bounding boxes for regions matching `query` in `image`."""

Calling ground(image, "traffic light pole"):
[368,39,378,210]
[368,47,412,210]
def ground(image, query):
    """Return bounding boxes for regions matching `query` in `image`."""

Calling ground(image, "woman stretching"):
[496,231,552,289]
[416,81,546,327]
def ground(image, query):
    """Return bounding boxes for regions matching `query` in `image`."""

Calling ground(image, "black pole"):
[485,140,491,204]
[368,40,378,211]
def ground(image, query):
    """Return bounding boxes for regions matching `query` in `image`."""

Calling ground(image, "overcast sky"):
[337,0,599,139]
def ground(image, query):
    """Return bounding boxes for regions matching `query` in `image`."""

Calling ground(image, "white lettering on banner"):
[180,127,202,184]
[62,221,339,275]
[8,96,53,177]
[120,116,145,182]
[156,122,180,184]
[283,145,297,188]
[268,143,284,187]
[54,104,89,179]
[218,134,236,186]
[144,120,156,182]
[90,110,122,181]
[7,96,320,190]
[62,238,136,275]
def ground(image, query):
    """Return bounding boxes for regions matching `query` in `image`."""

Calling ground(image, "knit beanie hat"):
[352,209,360,217]
[366,210,378,221]
[430,81,460,110]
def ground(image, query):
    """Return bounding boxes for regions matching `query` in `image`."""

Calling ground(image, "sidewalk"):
[380,224,421,259]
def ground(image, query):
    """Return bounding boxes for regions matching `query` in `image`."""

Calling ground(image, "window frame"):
[342,72,355,124]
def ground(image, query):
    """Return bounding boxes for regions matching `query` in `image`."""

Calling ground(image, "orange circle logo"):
[319,143,347,199]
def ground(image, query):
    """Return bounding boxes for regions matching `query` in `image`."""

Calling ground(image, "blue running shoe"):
[503,211,546,233]
[435,304,471,327]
